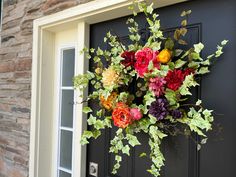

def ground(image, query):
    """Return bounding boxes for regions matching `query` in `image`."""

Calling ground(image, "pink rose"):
[130,108,143,121]
[134,48,159,77]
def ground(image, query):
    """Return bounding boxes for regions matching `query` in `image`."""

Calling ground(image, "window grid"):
[57,48,76,177]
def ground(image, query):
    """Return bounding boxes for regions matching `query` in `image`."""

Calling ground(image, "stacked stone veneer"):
[0,0,90,177]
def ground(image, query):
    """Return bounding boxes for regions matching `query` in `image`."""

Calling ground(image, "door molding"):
[30,0,187,177]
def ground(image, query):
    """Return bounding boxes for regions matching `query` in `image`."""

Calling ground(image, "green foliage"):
[139,152,147,158]
[82,106,92,114]
[175,59,187,68]
[144,91,156,106]
[197,67,210,74]
[73,71,95,94]
[165,38,174,50]
[147,125,167,177]
[165,89,178,106]
[118,92,129,102]
[178,101,214,137]
[112,155,122,174]
[181,10,192,17]
[194,42,204,53]
[126,134,141,147]
[74,2,228,177]
[179,74,199,95]
[80,131,93,145]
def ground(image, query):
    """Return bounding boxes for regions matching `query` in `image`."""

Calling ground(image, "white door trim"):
[30,0,187,177]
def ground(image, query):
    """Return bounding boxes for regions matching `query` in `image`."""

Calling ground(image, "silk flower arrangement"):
[73,2,228,176]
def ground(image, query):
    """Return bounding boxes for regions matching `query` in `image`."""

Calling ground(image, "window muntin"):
[57,48,76,177]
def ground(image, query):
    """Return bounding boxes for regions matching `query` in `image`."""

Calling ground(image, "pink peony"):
[130,108,143,121]
[134,48,159,77]
[149,77,166,97]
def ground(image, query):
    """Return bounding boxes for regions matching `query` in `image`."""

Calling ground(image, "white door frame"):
[30,0,187,177]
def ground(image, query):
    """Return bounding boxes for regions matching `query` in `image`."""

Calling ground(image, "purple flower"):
[149,98,169,120]
[171,109,183,119]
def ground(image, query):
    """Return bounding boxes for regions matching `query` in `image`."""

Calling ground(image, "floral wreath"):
[74,2,228,176]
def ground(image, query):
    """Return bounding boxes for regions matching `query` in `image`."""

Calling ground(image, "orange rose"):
[157,49,172,64]
[112,102,132,128]
[100,92,117,110]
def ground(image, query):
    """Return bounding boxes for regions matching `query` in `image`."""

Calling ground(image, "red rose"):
[134,48,159,77]
[165,69,185,91]
[121,51,136,67]
[112,102,132,128]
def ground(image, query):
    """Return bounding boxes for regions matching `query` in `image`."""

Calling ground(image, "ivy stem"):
[111,30,126,52]
[180,104,203,109]
[73,98,89,105]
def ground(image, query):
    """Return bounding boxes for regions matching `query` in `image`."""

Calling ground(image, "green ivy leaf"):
[96,109,103,117]
[96,47,104,56]
[165,38,174,50]
[126,134,141,147]
[104,116,112,128]
[221,40,228,45]
[197,144,201,151]
[194,42,204,53]
[188,61,200,68]
[201,138,208,144]
[191,52,202,61]
[94,120,105,130]
[175,59,187,68]
[148,61,154,71]
[115,155,122,162]
[80,131,93,145]
[165,89,177,106]
[87,115,96,125]
[112,155,122,174]
[180,28,187,36]
[181,10,192,17]
[178,39,187,45]
[149,125,167,140]
[197,67,210,75]
[196,99,202,106]
[146,3,154,14]
[201,59,210,66]
[150,41,161,51]
[179,74,199,95]
[139,152,147,158]
[148,114,157,124]
[181,19,187,26]
[174,49,183,57]
[93,130,101,139]
[122,145,130,156]
[144,91,156,106]
[82,106,92,113]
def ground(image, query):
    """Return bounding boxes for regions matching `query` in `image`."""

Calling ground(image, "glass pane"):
[61,90,74,127]
[59,170,71,177]
[60,130,73,170]
[62,48,75,86]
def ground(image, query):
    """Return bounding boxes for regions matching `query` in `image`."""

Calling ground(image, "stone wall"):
[0,0,90,177]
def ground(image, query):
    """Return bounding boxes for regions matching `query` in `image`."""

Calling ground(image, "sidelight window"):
[57,48,76,177]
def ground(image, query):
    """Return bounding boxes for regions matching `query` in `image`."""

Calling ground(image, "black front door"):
[87,0,236,177]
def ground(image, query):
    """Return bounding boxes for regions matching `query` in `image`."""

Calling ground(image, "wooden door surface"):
[87,0,236,177]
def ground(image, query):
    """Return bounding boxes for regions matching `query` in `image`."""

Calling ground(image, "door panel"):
[88,0,236,177]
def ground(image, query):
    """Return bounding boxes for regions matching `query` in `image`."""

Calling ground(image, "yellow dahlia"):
[100,92,118,110]
[101,67,120,87]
